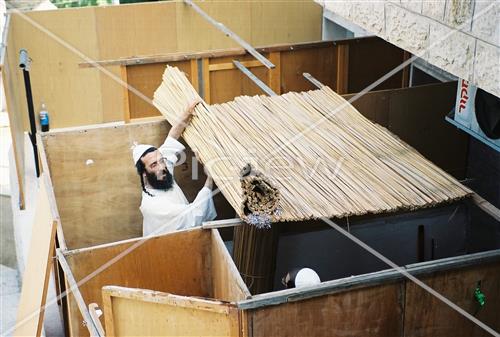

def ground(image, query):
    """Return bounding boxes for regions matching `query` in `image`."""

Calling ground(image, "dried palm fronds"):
[153,66,471,225]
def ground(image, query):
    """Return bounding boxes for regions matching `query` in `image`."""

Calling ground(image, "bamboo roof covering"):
[153,66,471,226]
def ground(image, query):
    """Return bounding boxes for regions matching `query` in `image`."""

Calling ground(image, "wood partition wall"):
[98,37,410,121]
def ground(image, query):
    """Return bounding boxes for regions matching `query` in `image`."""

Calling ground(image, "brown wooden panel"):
[95,2,178,60]
[14,176,56,336]
[249,283,404,337]
[127,61,190,119]
[3,45,25,209]
[65,229,212,337]
[280,45,336,94]
[8,10,103,128]
[210,230,250,302]
[102,286,241,337]
[250,1,322,47]
[404,262,500,337]
[346,37,406,93]
[209,54,269,104]
[343,82,468,179]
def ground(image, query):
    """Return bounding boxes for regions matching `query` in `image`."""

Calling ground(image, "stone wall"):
[317,0,499,97]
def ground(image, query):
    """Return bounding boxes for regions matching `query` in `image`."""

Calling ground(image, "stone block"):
[386,3,430,55]
[473,41,500,96]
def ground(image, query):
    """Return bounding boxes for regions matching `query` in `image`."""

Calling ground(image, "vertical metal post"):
[19,48,40,177]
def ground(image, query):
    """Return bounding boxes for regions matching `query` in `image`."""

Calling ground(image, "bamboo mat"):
[153,66,471,225]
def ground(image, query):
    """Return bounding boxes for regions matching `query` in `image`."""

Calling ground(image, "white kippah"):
[131,143,155,165]
[295,268,321,287]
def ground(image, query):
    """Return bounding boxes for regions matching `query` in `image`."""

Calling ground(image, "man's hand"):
[186,98,202,115]
[168,98,202,140]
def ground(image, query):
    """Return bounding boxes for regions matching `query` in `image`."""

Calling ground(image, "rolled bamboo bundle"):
[153,66,471,225]
[240,164,281,229]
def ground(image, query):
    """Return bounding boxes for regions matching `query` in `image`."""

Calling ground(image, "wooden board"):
[64,228,213,337]
[404,262,500,336]
[7,9,103,129]
[280,45,336,94]
[210,229,251,302]
[249,1,322,47]
[14,175,57,336]
[248,283,404,337]
[127,61,191,119]
[346,37,406,93]
[102,286,242,337]
[343,81,469,179]
[175,0,251,52]
[2,42,25,209]
[209,54,269,104]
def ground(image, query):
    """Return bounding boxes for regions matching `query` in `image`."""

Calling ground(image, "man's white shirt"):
[140,137,217,236]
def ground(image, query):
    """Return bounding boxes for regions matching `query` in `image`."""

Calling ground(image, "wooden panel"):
[280,45,336,94]
[94,2,178,59]
[42,120,234,249]
[120,65,130,123]
[343,82,468,179]
[176,1,251,52]
[102,286,241,337]
[8,9,103,128]
[404,262,500,337]
[14,175,56,336]
[250,1,322,46]
[99,65,125,123]
[267,52,281,94]
[346,37,406,93]
[3,41,25,209]
[249,283,404,337]
[209,54,269,104]
[127,61,190,119]
[210,230,251,302]
[65,228,213,337]
[336,44,349,94]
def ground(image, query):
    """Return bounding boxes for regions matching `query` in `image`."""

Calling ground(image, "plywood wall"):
[5,1,321,130]
[247,261,500,337]
[102,286,242,337]
[124,38,408,118]
[249,283,404,337]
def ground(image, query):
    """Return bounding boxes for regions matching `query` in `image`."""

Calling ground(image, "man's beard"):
[146,168,173,190]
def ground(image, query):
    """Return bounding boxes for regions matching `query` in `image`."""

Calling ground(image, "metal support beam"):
[233,60,277,96]
[183,0,275,69]
[302,72,324,89]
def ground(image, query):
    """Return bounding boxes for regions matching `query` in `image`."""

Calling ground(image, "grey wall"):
[466,138,500,209]
[273,204,469,290]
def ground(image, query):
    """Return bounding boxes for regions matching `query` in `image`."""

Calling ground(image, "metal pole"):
[302,72,324,89]
[19,49,40,177]
[233,60,277,96]
[183,0,275,69]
